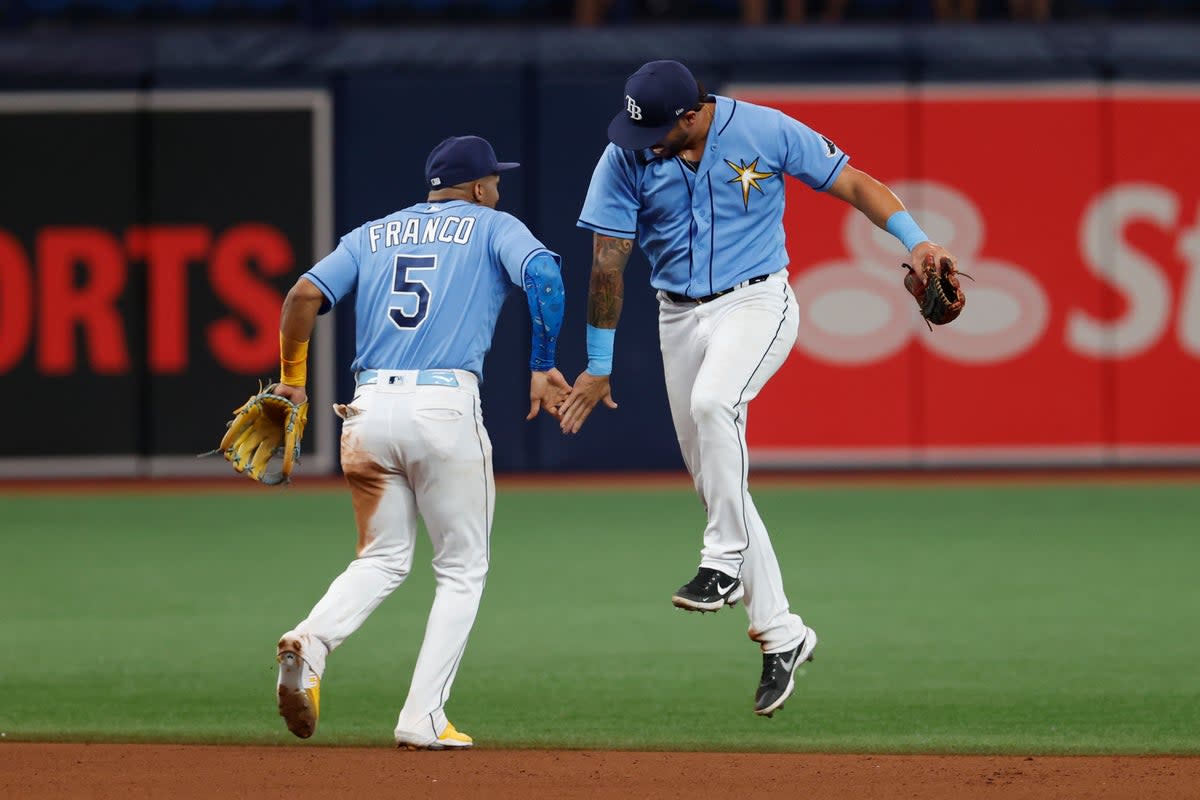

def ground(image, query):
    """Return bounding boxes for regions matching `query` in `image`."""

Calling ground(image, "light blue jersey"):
[305,199,559,379]
[578,95,849,298]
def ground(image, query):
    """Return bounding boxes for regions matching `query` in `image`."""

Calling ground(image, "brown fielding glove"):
[211,384,309,485]
[902,254,973,329]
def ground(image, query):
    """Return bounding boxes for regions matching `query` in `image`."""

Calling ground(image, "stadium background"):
[3,1,1200,476]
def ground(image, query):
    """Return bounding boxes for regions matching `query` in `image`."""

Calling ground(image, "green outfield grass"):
[1,481,1198,754]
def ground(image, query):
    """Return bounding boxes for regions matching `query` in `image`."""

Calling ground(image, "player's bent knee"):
[690,392,736,424]
[354,548,412,576]
[433,561,488,588]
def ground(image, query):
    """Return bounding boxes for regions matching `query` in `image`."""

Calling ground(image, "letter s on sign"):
[1068,184,1173,360]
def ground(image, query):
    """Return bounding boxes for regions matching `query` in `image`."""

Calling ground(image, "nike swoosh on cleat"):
[778,653,796,672]
[716,581,735,595]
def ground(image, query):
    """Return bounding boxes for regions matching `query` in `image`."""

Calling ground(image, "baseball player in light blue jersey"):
[560,61,958,717]
[269,135,569,748]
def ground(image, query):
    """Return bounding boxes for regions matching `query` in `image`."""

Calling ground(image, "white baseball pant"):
[658,268,808,654]
[289,368,493,742]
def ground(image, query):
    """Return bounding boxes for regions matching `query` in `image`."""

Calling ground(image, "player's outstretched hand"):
[558,371,618,434]
[909,241,957,283]
[528,368,572,421]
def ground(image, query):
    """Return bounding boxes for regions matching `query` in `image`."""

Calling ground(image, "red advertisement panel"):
[1109,95,1200,452]
[727,85,1200,466]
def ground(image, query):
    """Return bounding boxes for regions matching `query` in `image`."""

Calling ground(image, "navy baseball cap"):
[425,135,519,189]
[607,60,700,151]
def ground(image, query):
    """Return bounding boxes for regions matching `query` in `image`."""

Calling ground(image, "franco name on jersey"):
[368,211,476,253]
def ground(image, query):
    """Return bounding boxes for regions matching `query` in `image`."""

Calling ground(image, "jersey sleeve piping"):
[520,246,555,266]
[518,246,559,281]
[302,270,338,312]
[815,152,849,191]
[577,218,637,237]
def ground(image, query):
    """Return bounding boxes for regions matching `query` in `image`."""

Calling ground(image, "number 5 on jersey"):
[389,254,437,329]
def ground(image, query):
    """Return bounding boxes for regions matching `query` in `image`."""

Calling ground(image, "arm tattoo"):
[588,234,632,328]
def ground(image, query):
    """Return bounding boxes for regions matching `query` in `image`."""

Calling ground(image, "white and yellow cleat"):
[276,634,321,739]
[396,721,474,751]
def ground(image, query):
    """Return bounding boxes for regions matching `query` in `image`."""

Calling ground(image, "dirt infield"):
[3,744,1198,799]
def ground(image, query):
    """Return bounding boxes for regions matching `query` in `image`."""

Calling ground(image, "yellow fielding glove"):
[215,384,309,485]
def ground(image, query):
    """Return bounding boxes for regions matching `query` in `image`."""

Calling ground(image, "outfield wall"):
[1,24,1198,474]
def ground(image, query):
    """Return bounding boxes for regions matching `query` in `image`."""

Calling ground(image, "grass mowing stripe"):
[1,484,1197,753]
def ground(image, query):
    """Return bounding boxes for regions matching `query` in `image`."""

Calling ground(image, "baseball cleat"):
[754,627,818,717]
[671,567,744,612]
[277,634,321,739]
[396,721,474,751]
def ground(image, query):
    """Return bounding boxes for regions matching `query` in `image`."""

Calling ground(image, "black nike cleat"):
[754,627,818,717]
[671,567,745,612]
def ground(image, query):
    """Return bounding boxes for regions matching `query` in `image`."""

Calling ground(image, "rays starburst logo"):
[725,158,776,211]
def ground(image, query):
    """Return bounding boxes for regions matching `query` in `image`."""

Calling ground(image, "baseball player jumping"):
[559,61,957,716]
[270,135,569,747]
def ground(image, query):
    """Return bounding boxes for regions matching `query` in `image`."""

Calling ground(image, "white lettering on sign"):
[1177,207,1200,357]
[1068,185,1173,359]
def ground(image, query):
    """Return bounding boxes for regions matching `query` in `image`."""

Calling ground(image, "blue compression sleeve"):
[885,210,930,253]
[523,252,565,372]
[586,325,615,376]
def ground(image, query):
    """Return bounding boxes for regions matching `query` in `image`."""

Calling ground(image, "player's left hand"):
[909,241,957,282]
[558,371,618,434]
[528,368,572,420]
[271,382,308,407]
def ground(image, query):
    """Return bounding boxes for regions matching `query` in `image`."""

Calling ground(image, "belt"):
[356,368,473,388]
[663,274,771,304]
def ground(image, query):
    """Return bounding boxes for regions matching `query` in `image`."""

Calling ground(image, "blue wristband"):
[885,210,930,253]
[586,324,615,376]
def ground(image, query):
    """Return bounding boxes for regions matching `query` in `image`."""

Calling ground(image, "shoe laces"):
[686,568,720,593]
[689,567,737,594]
[760,648,795,684]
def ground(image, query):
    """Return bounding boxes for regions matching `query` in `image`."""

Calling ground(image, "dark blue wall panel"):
[533,66,684,471]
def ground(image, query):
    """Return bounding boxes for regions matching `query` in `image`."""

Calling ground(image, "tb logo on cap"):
[625,95,643,121]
